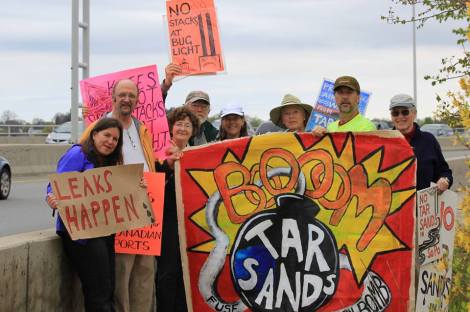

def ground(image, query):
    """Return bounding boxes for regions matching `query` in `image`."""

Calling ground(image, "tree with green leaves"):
[384,2,470,310]
[382,0,469,85]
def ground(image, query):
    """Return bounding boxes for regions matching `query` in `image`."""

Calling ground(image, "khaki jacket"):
[80,116,156,172]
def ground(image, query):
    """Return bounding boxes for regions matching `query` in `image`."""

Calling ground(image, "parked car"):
[45,121,85,144]
[27,127,44,135]
[420,123,454,137]
[0,156,11,200]
[372,120,393,130]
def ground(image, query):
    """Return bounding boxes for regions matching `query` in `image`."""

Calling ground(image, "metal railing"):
[0,124,58,136]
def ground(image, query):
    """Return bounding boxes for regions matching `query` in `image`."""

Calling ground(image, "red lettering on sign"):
[102,199,111,225]
[441,202,455,231]
[104,170,113,192]
[65,204,79,233]
[83,176,95,197]
[54,180,71,200]
[112,195,124,223]
[68,177,82,199]
[125,194,139,221]
[93,174,106,194]
[80,203,92,230]
[90,200,100,227]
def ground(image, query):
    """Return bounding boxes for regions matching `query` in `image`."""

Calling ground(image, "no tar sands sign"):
[49,164,154,240]
[416,186,458,312]
[176,132,417,311]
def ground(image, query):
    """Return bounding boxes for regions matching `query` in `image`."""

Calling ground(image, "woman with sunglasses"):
[46,118,124,311]
[389,94,452,192]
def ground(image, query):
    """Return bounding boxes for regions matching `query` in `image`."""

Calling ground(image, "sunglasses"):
[391,109,411,117]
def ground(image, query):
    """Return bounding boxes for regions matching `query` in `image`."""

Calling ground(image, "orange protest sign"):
[115,172,165,255]
[166,0,224,75]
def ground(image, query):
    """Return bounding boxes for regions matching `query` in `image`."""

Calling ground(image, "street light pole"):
[71,0,90,143]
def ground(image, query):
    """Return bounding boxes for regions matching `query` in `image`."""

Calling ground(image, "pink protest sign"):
[80,65,170,160]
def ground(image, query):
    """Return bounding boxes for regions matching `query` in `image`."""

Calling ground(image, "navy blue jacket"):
[409,123,453,190]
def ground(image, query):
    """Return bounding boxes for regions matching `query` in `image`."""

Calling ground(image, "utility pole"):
[71,0,90,143]
[412,2,418,111]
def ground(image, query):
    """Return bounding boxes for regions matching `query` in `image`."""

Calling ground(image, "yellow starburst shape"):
[186,132,415,283]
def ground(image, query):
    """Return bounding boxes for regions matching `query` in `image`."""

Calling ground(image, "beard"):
[339,102,354,113]
[197,115,207,124]
[119,104,133,116]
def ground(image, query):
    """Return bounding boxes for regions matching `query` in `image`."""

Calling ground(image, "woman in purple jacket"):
[46,118,123,312]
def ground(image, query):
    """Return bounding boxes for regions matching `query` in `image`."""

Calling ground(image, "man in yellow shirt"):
[312,76,375,136]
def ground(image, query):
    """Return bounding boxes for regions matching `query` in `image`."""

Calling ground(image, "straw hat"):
[269,94,313,128]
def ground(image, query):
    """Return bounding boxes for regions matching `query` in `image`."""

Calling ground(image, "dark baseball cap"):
[334,76,360,93]
[185,91,210,105]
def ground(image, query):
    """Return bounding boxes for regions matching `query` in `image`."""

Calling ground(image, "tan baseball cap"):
[185,91,210,105]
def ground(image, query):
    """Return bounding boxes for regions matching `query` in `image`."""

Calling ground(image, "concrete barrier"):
[0,135,467,177]
[0,229,83,312]
[0,136,47,144]
[0,144,70,176]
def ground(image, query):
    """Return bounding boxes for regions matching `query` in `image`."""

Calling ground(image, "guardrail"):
[0,124,58,137]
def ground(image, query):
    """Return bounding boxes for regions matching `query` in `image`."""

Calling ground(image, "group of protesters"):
[45,63,453,312]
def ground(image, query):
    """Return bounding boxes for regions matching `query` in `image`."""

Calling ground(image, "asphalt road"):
[0,175,54,236]
[0,150,468,237]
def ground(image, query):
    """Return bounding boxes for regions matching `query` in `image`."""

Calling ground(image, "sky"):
[0,0,466,123]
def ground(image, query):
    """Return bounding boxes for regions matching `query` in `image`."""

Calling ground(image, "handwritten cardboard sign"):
[416,185,440,265]
[305,79,371,131]
[80,65,170,160]
[115,172,165,255]
[166,0,224,75]
[416,187,458,311]
[49,164,154,240]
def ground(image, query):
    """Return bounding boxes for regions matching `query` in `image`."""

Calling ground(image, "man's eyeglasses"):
[117,92,137,100]
[391,109,411,117]
[190,102,209,110]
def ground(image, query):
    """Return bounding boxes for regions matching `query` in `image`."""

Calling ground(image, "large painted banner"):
[49,164,155,240]
[416,186,458,311]
[115,172,166,256]
[79,65,170,160]
[176,132,417,311]
[306,79,371,131]
[166,0,225,75]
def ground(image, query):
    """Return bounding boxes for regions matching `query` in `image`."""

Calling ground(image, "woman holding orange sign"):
[156,107,199,312]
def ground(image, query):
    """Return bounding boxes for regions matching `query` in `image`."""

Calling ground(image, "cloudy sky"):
[0,0,465,122]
